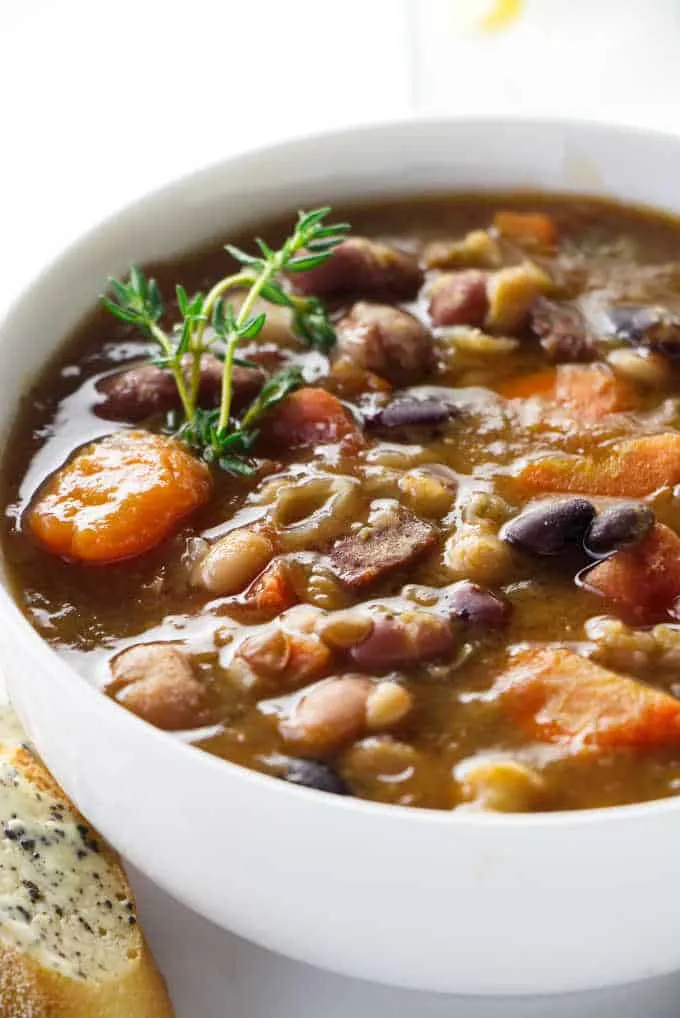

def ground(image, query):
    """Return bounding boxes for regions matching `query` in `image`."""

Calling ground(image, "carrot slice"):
[29,431,211,564]
[498,368,557,401]
[245,559,299,614]
[500,364,637,419]
[495,646,680,748]
[517,433,680,497]
[263,388,363,449]
[582,522,680,624]
[493,211,558,249]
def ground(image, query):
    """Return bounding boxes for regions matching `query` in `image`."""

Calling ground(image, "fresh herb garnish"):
[102,207,349,473]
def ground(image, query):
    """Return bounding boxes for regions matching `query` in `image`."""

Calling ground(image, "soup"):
[5,193,680,812]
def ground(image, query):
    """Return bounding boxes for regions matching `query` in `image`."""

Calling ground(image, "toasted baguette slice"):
[0,737,174,1018]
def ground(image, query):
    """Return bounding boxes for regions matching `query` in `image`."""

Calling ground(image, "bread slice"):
[0,736,174,1017]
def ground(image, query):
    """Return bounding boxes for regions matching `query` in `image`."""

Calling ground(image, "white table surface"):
[3,3,680,1014]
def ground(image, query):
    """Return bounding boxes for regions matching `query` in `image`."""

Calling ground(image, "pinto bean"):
[428,270,489,328]
[530,298,595,363]
[108,643,205,730]
[289,237,423,300]
[280,676,412,754]
[336,302,434,385]
[349,611,454,671]
[280,676,372,753]
[96,355,264,422]
[232,627,331,692]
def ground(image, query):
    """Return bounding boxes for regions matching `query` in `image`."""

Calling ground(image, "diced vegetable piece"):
[29,431,211,564]
[493,211,558,249]
[495,646,680,748]
[423,230,502,270]
[485,262,552,333]
[582,523,680,623]
[244,558,299,614]
[517,434,680,497]
[500,364,638,419]
[263,388,362,448]
[498,368,557,401]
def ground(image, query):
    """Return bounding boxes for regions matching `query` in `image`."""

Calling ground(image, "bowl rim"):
[5,110,680,829]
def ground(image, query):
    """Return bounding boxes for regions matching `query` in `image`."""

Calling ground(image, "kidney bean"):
[289,237,423,300]
[502,498,596,556]
[281,758,351,796]
[96,355,263,421]
[350,611,454,671]
[584,503,655,558]
[428,270,489,328]
[365,397,458,435]
[336,303,433,385]
[437,581,511,627]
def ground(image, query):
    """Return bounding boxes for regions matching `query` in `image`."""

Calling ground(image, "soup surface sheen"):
[7,193,680,812]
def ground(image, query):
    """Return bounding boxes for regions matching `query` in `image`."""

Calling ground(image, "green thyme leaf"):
[240,366,304,431]
[102,206,350,472]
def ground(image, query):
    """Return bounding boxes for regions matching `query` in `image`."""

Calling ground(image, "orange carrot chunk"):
[29,430,211,564]
[244,558,299,614]
[500,364,637,419]
[582,522,680,624]
[495,646,680,749]
[517,433,680,497]
[264,387,363,448]
[493,211,558,249]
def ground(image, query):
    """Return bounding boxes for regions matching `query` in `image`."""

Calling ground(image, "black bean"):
[584,503,655,558]
[281,759,351,796]
[605,305,680,356]
[502,498,596,556]
[437,581,511,627]
[365,398,458,434]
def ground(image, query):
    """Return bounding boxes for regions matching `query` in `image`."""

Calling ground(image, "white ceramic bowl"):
[3,117,680,997]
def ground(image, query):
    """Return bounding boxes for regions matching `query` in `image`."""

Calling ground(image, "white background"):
[2,2,680,1015]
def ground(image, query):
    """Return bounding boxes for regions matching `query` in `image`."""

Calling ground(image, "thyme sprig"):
[102,207,348,473]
